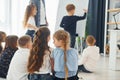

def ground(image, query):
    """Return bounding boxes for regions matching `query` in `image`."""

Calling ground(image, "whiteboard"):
[55,0,89,37]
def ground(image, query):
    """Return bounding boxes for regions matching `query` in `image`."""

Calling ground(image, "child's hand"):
[83,9,87,13]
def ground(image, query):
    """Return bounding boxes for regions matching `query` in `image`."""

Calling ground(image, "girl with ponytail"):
[27,27,53,80]
[51,30,79,80]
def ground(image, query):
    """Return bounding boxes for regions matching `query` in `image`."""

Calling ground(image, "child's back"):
[60,14,86,36]
[52,30,79,80]
[78,35,100,73]
[7,35,32,80]
[60,4,87,48]
[52,48,78,78]
[7,48,30,80]
[80,46,100,71]
[27,27,53,80]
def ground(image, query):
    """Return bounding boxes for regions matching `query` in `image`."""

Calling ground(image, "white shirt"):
[7,48,30,80]
[27,16,36,30]
[34,50,51,74]
[79,46,100,72]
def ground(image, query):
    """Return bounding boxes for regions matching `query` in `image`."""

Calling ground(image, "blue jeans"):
[28,73,54,80]
[26,30,35,41]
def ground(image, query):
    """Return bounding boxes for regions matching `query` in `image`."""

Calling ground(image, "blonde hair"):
[66,4,75,12]
[86,35,96,45]
[18,35,31,48]
[53,30,70,80]
[23,4,36,28]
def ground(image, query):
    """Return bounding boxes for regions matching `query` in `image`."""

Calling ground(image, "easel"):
[75,20,86,54]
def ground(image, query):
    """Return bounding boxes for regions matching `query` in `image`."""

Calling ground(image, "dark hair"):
[18,35,31,47]
[53,30,70,80]
[0,31,6,42]
[27,27,50,73]
[23,4,36,28]
[4,35,18,49]
[66,4,75,12]
[0,31,6,53]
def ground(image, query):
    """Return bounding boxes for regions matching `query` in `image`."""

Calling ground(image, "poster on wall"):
[55,0,89,37]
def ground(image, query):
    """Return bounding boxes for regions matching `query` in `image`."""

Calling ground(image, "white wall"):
[0,0,29,36]
[0,0,11,35]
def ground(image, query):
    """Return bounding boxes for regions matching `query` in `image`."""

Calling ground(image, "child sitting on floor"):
[78,35,100,73]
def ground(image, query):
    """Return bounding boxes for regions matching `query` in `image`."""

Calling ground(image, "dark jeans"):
[70,35,76,48]
[26,30,35,41]
[28,73,54,80]
[55,75,79,80]
[78,65,92,73]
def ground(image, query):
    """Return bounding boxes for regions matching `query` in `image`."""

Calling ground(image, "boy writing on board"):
[60,4,87,48]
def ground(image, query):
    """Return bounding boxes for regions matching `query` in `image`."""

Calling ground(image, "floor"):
[78,56,120,80]
[0,56,120,80]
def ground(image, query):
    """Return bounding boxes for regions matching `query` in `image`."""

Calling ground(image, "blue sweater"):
[60,13,86,35]
[51,48,78,78]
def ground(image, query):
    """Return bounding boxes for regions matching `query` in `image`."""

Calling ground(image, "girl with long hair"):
[51,30,79,80]
[23,4,38,40]
[27,27,53,80]
[29,0,48,27]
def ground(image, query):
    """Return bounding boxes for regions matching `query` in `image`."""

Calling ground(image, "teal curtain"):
[86,0,106,53]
